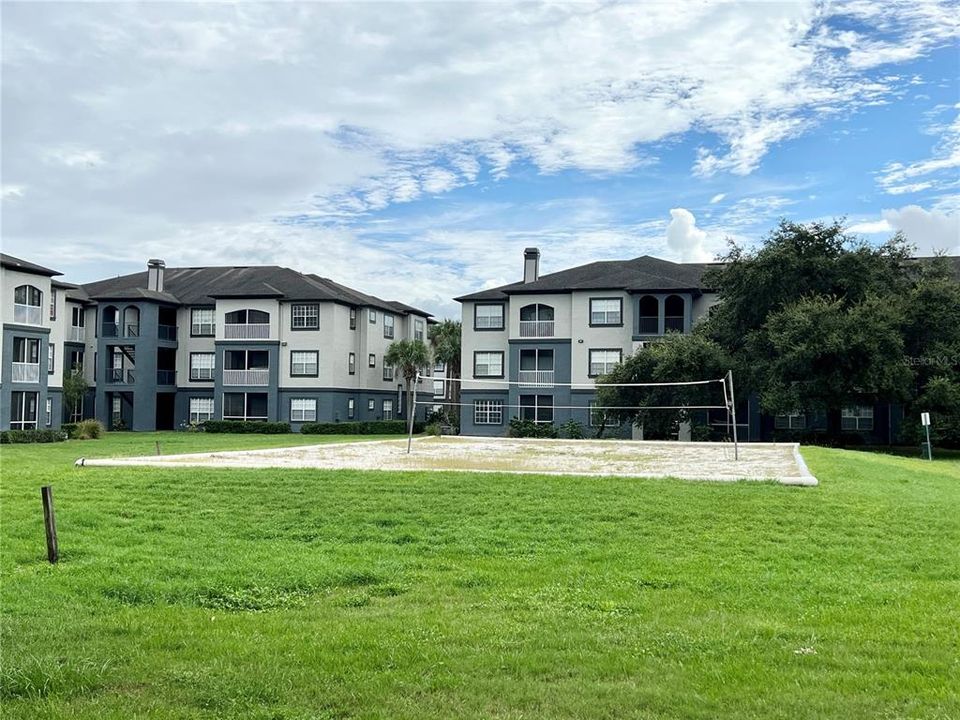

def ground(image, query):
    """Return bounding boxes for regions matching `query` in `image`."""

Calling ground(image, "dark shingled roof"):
[80,265,431,316]
[455,255,723,302]
[1,253,62,277]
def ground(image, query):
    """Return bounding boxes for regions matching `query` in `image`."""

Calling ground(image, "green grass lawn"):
[2,433,958,719]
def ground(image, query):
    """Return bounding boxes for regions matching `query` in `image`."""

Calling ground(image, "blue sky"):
[2,1,958,318]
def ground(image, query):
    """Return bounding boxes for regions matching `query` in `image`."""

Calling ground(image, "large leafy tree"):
[384,339,432,426]
[428,319,461,410]
[62,365,88,423]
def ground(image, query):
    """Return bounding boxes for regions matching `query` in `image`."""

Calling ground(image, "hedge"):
[0,429,68,444]
[301,420,425,435]
[202,420,291,434]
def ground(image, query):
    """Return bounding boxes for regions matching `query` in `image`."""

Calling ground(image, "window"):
[45,398,52,426]
[347,398,355,419]
[14,285,42,305]
[49,289,57,320]
[69,349,84,372]
[189,397,214,424]
[474,304,505,330]
[13,337,40,364]
[664,295,685,332]
[69,396,84,423]
[589,349,622,377]
[348,352,356,375]
[368,353,376,368]
[11,391,38,430]
[368,398,375,412]
[13,285,42,324]
[383,314,395,339]
[590,298,622,326]
[112,395,121,424]
[71,306,85,327]
[290,398,317,422]
[774,412,806,430]
[414,319,425,341]
[842,405,874,431]
[433,380,445,396]
[369,309,377,324]
[349,308,357,330]
[638,295,659,334]
[434,360,445,373]
[383,364,395,381]
[222,392,268,421]
[474,351,504,378]
[48,343,55,375]
[225,309,270,324]
[290,351,319,376]
[191,308,215,336]
[382,399,394,420]
[190,353,215,381]
[291,304,319,330]
[519,395,553,424]
[474,400,503,425]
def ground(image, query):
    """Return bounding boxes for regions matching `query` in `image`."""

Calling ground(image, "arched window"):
[638,295,659,334]
[664,295,685,333]
[519,303,555,337]
[13,285,42,324]
[102,305,120,337]
[123,306,140,337]
[224,309,271,339]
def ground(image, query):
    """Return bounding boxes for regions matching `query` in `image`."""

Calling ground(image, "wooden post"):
[41,486,58,564]
[155,440,161,456]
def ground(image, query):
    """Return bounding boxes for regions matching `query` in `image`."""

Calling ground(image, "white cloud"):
[1,185,26,200]
[666,208,715,262]
[41,146,105,168]
[709,193,726,204]
[877,110,960,195]
[848,205,959,255]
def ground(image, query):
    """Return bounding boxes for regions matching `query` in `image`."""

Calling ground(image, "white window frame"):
[222,392,269,421]
[48,343,55,375]
[383,363,395,381]
[367,398,376,412]
[383,313,395,339]
[519,394,554,424]
[189,352,215,381]
[10,391,38,430]
[369,309,377,324]
[414,318,425,341]
[191,308,215,336]
[290,397,317,422]
[588,349,622,377]
[290,350,319,377]
[348,352,356,375]
[291,304,319,330]
[590,298,622,326]
[49,288,57,320]
[474,400,503,425]
[842,405,874,431]
[189,397,215,424]
[474,304,504,330]
[774,412,807,430]
[474,351,504,378]
[45,398,52,426]
[382,399,394,420]
[347,398,355,419]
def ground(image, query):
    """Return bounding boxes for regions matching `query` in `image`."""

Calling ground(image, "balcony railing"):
[107,368,135,384]
[518,369,555,387]
[224,323,270,339]
[69,326,85,342]
[638,317,659,334]
[519,320,555,338]
[12,362,40,383]
[664,316,684,333]
[223,368,270,386]
[158,324,177,341]
[101,323,140,338]
[157,370,176,385]
[13,304,42,325]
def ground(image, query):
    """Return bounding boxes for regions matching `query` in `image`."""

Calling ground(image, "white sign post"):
[921,412,932,461]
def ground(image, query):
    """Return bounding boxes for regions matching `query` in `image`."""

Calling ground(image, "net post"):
[407,375,419,455]
[726,370,739,461]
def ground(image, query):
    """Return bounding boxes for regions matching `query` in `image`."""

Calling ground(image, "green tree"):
[62,365,89,423]
[384,339,432,429]
[427,319,461,413]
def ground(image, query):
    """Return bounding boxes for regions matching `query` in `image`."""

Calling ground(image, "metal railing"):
[519,320,555,337]
[518,369,555,387]
[157,370,176,385]
[638,317,659,334]
[13,304,42,325]
[223,368,270,386]
[69,326,85,342]
[101,322,140,338]
[107,368,135,384]
[664,316,684,332]
[12,362,40,382]
[158,324,177,341]
[223,323,270,339]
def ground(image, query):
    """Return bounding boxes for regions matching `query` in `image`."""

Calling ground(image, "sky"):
[2,1,959,319]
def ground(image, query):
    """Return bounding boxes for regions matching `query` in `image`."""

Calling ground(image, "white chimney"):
[523,247,540,284]
[147,259,165,292]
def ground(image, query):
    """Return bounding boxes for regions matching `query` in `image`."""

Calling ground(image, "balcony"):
[157,370,176,386]
[224,323,270,340]
[158,324,177,341]
[12,362,40,383]
[107,368,135,384]
[102,323,140,338]
[69,326,85,342]
[518,369,555,387]
[13,304,42,325]
[519,320,555,338]
[223,368,270,386]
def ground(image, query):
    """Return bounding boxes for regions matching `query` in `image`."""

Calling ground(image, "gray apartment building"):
[0,253,434,431]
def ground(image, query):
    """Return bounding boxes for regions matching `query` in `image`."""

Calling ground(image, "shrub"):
[202,420,290,434]
[300,420,425,435]
[559,419,584,439]
[508,417,559,439]
[425,422,443,436]
[111,419,128,432]
[72,419,104,440]
[0,429,68,444]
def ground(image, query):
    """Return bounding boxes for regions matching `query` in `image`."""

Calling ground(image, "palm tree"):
[428,319,461,413]
[384,338,432,430]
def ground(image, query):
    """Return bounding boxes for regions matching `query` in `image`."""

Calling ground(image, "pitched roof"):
[455,255,722,302]
[80,265,431,316]
[1,253,62,277]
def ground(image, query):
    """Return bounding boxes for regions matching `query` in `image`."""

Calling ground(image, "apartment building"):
[0,254,433,431]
